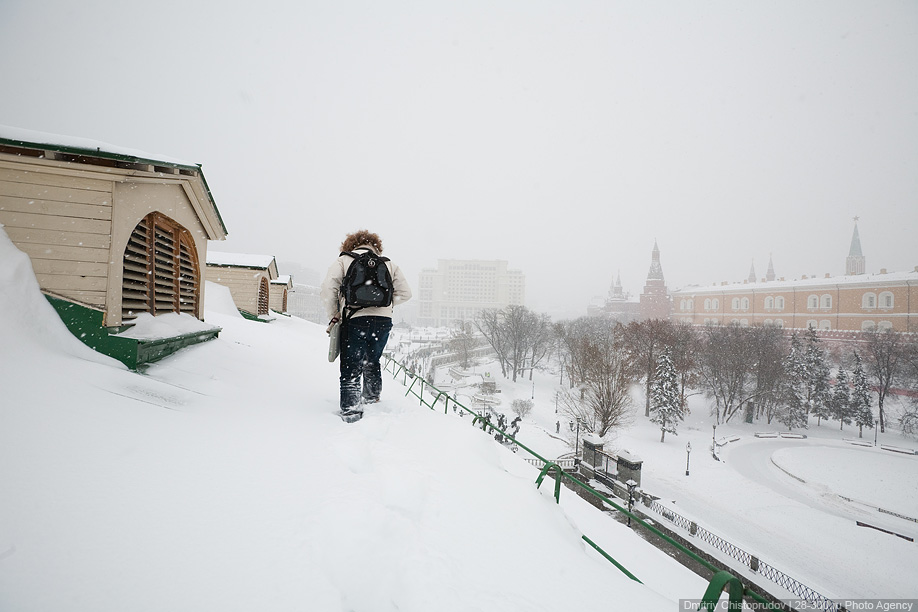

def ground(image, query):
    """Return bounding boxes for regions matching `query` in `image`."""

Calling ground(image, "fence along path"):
[381,355,851,611]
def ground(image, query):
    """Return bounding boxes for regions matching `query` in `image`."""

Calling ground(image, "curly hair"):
[340,229,383,253]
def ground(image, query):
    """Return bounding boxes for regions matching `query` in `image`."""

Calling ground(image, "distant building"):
[670,222,918,332]
[639,240,672,320]
[587,272,641,323]
[270,275,293,314]
[206,251,279,319]
[417,259,525,327]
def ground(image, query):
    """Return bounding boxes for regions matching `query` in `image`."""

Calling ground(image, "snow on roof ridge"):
[673,268,918,293]
[0,123,198,167]
[206,250,276,269]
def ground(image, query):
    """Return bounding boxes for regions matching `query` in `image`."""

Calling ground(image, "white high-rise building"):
[417,259,525,327]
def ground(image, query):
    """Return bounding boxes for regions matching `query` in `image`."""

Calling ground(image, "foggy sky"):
[1,1,915,319]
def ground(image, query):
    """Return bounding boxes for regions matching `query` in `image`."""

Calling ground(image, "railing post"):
[535,462,563,503]
[697,571,744,611]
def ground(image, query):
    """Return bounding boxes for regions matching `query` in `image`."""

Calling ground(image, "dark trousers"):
[339,315,393,410]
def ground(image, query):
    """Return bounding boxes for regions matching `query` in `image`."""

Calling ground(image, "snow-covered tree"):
[804,328,832,425]
[511,399,533,419]
[557,318,633,438]
[650,348,683,442]
[778,334,809,431]
[831,368,852,430]
[850,352,874,438]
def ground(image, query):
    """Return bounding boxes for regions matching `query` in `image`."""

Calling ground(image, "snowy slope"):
[0,229,704,611]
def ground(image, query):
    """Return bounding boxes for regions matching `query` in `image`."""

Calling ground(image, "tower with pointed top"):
[766,254,776,282]
[639,240,672,320]
[747,260,756,284]
[846,219,866,276]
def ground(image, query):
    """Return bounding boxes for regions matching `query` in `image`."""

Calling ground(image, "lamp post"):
[574,419,582,457]
[712,423,717,458]
[626,479,637,527]
[875,419,879,447]
[685,442,692,476]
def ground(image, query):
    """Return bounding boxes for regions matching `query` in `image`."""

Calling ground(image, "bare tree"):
[860,328,908,433]
[896,337,918,437]
[474,308,510,378]
[475,305,553,382]
[557,318,633,437]
[749,325,788,424]
[448,320,479,369]
[524,312,554,381]
[625,319,674,417]
[696,323,758,423]
[669,321,700,412]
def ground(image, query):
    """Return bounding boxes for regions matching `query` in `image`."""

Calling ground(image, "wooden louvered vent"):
[257,277,270,316]
[121,212,200,322]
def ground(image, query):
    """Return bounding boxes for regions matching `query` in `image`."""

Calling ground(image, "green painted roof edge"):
[0,134,229,237]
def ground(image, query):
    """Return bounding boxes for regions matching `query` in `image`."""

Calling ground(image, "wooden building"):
[205,252,279,319]
[0,127,229,367]
[270,275,293,314]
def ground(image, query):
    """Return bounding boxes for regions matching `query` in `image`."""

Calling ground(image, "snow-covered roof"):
[673,269,918,295]
[0,124,228,239]
[0,124,197,168]
[271,275,292,285]
[206,251,276,270]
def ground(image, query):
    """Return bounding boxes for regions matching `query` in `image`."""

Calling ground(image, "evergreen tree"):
[779,334,809,431]
[831,368,851,430]
[804,327,832,424]
[650,348,683,442]
[851,352,874,439]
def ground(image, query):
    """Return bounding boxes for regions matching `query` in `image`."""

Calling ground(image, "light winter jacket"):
[319,246,412,321]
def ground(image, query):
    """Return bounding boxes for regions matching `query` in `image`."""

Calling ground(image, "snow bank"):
[0,226,119,367]
[0,241,694,611]
[114,312,219,340]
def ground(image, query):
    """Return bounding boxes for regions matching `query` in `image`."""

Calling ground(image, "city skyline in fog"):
[1,1,915,318]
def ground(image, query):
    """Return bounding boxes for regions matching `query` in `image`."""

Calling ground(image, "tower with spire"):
[639,240,672,320]
[766,254,776,282]
[747,260,756,284]
[846,217,866,276]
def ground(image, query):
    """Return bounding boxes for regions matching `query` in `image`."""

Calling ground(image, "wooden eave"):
[0,135,229,240]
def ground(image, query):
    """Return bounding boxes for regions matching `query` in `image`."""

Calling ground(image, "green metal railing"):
[382,356,782,610]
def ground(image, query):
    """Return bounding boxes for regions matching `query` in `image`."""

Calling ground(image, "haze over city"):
[1,1,915,318]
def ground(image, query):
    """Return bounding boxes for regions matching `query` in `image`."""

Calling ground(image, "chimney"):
[802,275,808,279]
[825,273,831,278]
[880,268,887,274]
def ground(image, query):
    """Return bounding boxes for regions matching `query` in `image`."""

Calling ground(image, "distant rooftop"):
[674,268,918,294]
[207,251,276,270]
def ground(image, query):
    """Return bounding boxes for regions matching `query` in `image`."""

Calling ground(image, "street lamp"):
[574,419,582,457]
[712,423,718,458]
[626,479,637,527]
[685,442,692,476]
[875,419,879,447]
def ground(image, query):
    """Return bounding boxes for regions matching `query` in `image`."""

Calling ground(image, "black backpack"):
[339,250,393,316]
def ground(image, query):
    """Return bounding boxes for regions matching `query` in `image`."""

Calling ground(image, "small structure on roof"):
[205,251,279,320]
[270,275,293,314]
[0,125,229,368]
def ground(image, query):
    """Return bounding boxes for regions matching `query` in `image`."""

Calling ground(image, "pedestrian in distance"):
[320,230,412,422]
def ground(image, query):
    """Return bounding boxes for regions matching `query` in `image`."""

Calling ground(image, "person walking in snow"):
[320,230,412,421]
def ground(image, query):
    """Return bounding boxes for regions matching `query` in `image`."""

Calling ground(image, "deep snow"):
[2,223,916,610]
[420,337,918,601]
[0,229,703,611]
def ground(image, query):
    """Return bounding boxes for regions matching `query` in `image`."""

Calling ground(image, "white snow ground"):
[426,341,918,602]
[0,229,705,611]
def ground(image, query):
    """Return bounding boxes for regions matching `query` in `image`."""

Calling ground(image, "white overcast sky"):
[1,1,915,318]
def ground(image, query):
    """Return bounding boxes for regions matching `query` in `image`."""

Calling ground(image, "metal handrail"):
[381,355,780,610]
